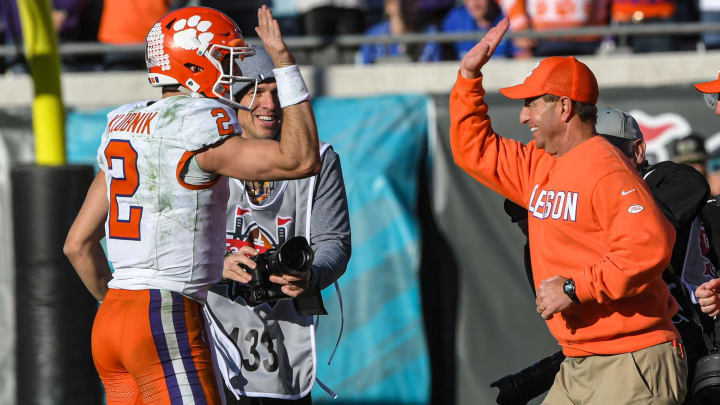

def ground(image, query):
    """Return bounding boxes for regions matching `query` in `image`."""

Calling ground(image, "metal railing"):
[1,22,720,57]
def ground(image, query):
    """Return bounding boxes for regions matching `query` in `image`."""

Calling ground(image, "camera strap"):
[292,287,327,316]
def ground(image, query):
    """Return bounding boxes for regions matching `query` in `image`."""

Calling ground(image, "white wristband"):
[273,65,310,108]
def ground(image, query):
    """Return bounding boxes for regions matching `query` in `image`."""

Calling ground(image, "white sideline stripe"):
[160,290,196,405]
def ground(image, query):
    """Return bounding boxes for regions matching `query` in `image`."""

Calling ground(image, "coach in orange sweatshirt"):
[450,18,686,404]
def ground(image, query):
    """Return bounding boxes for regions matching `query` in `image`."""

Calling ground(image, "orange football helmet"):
[145,7,257,109]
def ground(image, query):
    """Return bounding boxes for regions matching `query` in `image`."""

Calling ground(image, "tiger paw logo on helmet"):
[172,15,214,51]
[145,7,255,110]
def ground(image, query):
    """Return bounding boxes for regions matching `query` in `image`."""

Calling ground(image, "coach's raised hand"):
[459,17,510,80]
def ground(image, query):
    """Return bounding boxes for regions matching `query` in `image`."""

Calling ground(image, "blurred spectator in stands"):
[608,0,676,53]
[707,148,720,195]
[442,0,515,60]
[269,0,303,36]
[700,0,720,50]
[366,0,386,27]
[0,0,98,72]
[359,0,441,64]
[673,0,699,51]
[297,0,365,64]
[194,1,267,38]
[417,0,454,26]
[497,0,608,57]
[166,2,303,38]
[668,133,709,176]
[298,0,365,36]
[98,0,171,70]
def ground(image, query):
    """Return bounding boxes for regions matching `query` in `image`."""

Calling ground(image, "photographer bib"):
[205,144,331,400]
[204,291,316,399]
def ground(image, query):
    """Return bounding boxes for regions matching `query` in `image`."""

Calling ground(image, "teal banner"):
[66,107,113,165]
[311,95,431,404]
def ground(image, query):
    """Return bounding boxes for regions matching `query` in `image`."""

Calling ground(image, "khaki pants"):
[543,341,687,405]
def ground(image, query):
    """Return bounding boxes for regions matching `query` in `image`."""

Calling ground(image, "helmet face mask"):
[209,41,259,109]
[233,79,260,111]
[145,7,257,110]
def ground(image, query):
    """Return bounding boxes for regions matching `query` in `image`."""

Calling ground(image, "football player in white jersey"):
[203,46,351,404]
[63,6,320,405]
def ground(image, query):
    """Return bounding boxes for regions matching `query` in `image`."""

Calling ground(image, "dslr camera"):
[231,236,314,305]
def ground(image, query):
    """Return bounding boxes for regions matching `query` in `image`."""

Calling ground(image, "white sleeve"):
[177,99,242,152]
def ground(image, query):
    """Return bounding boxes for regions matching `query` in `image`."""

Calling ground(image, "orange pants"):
[92,289,221,405]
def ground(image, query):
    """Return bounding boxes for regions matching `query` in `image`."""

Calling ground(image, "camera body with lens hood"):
[232,236,314,305]
[490,350,565,405]
[692,347,720,404]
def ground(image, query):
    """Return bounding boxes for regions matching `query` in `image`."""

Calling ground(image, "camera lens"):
[275,236,314,272]
[694,385,720,405]
[692,353,720,405]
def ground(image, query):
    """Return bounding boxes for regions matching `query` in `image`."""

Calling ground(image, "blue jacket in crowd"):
[441,5,515,59]
[360,21,442,64]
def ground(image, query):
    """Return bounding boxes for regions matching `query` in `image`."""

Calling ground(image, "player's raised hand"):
[255,5,295,68]
[459,17,510,80]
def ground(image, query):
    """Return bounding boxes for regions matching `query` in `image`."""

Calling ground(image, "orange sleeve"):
[574,170,675,303]
[449,72,545,206]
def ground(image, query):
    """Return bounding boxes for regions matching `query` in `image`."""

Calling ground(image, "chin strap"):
[176,85,201,98]
[667,263,718,352]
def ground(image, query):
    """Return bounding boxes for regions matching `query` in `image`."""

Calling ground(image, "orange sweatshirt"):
[450,73,679,357]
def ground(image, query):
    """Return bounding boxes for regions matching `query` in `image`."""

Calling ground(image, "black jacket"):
[642,161,714,384]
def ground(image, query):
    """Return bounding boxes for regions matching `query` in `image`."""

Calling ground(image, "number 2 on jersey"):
[212,107,235,135]
[104,139,143,240]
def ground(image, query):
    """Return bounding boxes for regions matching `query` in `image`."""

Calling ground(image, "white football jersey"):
[97,95,240,302]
